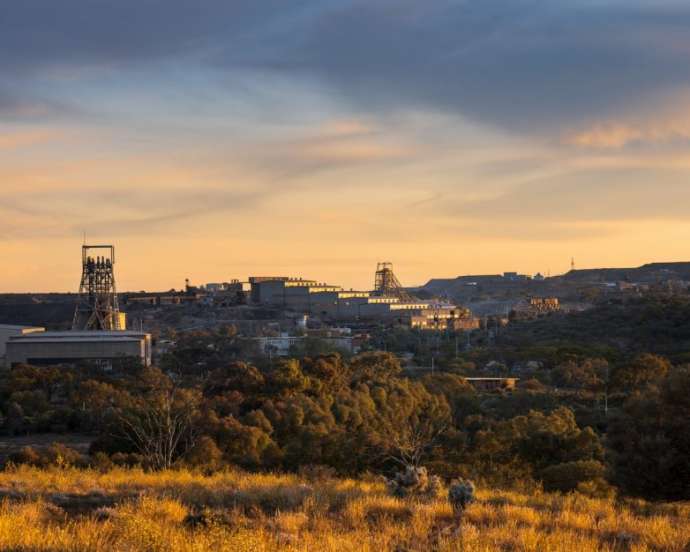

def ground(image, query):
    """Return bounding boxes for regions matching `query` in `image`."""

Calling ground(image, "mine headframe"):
[373,262,417,303]
[72,244,122,331]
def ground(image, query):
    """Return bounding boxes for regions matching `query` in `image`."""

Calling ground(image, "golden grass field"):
[0,465,687,551]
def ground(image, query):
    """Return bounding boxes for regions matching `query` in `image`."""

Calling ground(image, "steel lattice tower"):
[373,262,417,302]
[72,245,122,331]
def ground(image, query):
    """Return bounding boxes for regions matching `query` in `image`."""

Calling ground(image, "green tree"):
[612,353,670,391]
[608,366,690,500]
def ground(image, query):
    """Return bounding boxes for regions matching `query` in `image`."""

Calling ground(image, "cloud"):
[256,1,690,136]
[228,118,419,180]
[565,92,690,148]
[0,127,63,149]
[441,169,690,223]
[2,1,690,138]
[567,123,648,149]
[0,1,300,73]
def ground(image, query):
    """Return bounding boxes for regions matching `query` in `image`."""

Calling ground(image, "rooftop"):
[7,336,144,344]
[8,330,150,341]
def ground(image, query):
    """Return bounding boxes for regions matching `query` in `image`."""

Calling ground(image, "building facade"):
[5,330,152,368]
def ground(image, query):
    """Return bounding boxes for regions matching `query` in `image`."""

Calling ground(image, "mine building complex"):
[2,245,151,368]
[247,263,480,330]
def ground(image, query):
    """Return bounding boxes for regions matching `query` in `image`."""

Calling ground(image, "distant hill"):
[556,262,690,284]
[420,262,690,298]
[0,294,77,329]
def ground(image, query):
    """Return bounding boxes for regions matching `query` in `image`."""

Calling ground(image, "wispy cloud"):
[0,127,64,149]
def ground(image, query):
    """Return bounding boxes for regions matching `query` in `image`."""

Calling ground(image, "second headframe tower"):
[72,244,125,331]
[373,262,416,302]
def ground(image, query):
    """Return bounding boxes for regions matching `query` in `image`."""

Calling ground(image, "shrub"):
[576,478,616,499]
[9,446,41,466]
[110,452,144,467]
[540,460,606,493]
[386,466,442,501]
[91,451,115,472]
[42,442,85,468]
[185,436,224,471]
[9,443,85,468]
[448,478,475,516]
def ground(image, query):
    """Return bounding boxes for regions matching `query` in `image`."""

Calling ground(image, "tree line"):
[1,341,688,501]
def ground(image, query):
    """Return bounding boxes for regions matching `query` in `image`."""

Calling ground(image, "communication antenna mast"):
[72,244,123,331]
[373,262,417,302]
[571,257,576,271]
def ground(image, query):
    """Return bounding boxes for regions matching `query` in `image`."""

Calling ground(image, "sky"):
[2,0,690,292]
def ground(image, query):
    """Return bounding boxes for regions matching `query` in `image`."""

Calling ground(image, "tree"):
[608,366,690,500]
[118,387,200,470]
[551,358,608,391]
[185,435,223,471]
[4,402,26,436]
[470,407,604,486]
[349,352,402,383]
[612,353,670,391]
[378,383,452,468]
[540,460,606,493]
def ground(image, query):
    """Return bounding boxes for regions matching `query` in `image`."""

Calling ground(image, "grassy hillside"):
[0,466,687,551]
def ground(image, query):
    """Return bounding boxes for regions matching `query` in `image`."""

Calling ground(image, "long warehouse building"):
[5,330,152,368]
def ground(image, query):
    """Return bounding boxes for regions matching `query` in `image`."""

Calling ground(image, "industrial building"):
[5,330,152,368]
[249,276,428,318]
[512,296,561,319]
[248,263,481,330]
[409,306,480,331]
[249,277,342,308]
[0,324,45,360]
[3,245,152,369]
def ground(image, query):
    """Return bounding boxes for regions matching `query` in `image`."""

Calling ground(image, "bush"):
[110,452,144,468]
[540,460,606,493]
[386,466,442,501]
[448,478,475,515]
[576,478,616,499]
[90,451,115,472]
[9,443,85,468]
[9,446,41,466]
[185,436,224,471]
[42,442,85,468]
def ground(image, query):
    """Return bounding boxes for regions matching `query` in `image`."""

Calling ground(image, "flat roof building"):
[0,324,45,359]
[5,330,152,368]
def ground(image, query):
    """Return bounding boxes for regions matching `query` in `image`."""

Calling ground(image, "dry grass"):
[0,465,686,551]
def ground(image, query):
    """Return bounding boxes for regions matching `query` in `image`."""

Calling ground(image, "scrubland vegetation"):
[3,346,689,501]
[0,465,687,552]
[2,295,690,549]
